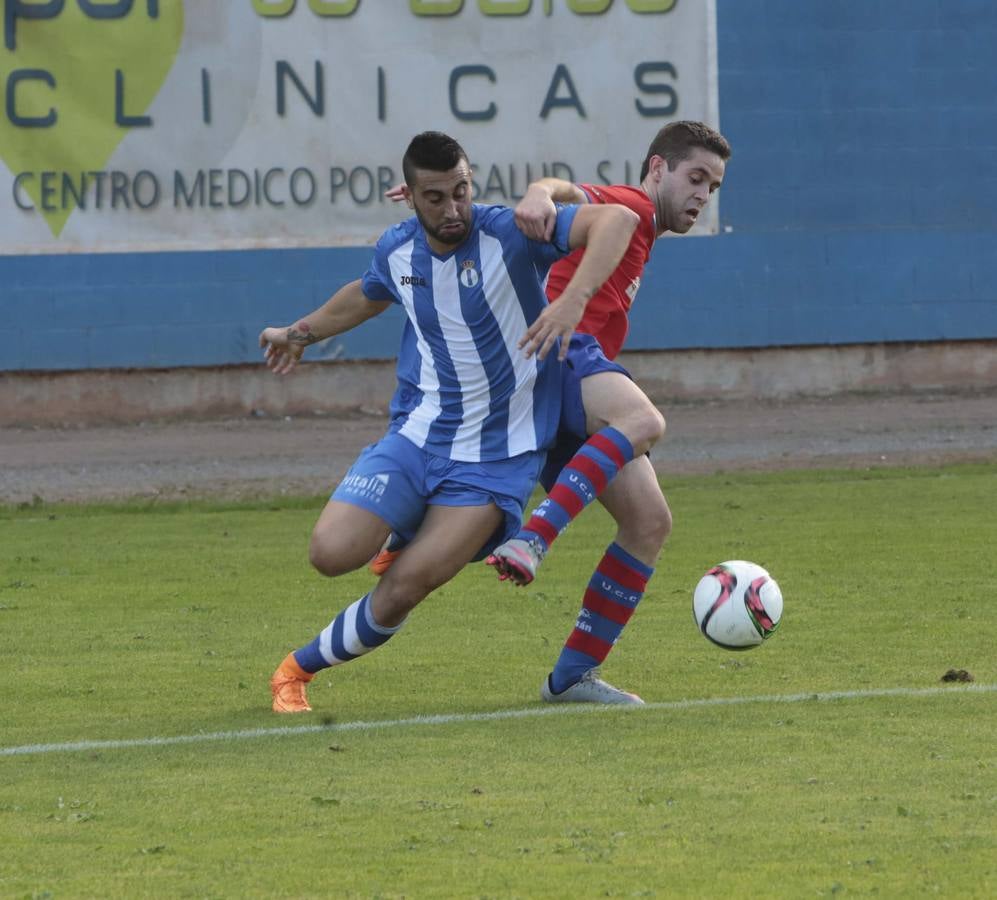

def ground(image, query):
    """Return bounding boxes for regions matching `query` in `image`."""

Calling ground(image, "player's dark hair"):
[402,131,469,186]
[639,121,731,181]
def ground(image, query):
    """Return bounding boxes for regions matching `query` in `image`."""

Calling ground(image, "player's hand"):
[515,188,557,242]
[384,183,406,203]
[259,326,304,375]
[519,300,584,362]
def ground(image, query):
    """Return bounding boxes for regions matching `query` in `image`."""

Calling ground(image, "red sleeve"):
[546,184,656,359]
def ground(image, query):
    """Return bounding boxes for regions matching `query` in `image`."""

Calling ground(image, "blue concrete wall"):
[0,247,406,370]
[626,0,997,352]
[3,0,996,371]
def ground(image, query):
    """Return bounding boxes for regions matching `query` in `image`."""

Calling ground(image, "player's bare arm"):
[515,178,589,242]
[520,203,638,362]
[259,279,392,376]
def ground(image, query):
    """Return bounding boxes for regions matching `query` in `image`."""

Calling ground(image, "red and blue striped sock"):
[550,542,654,693]
[519,426,634,551]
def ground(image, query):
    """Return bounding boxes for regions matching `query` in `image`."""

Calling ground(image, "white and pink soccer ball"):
[693,560,783,650]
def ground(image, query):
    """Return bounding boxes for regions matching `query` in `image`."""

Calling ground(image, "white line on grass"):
[2,683,994,758]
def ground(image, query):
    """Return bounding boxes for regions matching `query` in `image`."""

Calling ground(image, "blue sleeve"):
[476,202,579,265]
[549,203,579,255]
[527,202,580,269]
[360,234,400,304]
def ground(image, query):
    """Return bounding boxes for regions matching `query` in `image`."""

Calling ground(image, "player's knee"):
[372,575,430,624]
[618,496,672,554]
[650,500,673,545]
[621,406,666,457]
[308,534,356,578]
[642,506,673,548]
[645,407,666,446]
[308,547,349,578]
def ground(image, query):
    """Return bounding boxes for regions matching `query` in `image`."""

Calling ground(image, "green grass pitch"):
[1,463,995,897]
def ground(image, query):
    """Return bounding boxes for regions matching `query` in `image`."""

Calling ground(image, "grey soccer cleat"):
[485,537,546,586]
[540,669,645,706]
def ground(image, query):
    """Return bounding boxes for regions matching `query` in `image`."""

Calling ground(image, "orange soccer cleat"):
[368,546,401,576]
[368,533,408,576]
[270,653,315,713]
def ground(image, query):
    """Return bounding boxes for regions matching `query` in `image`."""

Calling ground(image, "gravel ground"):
[2,389,995,505]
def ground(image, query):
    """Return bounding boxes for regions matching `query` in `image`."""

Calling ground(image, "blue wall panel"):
[2,0,995,372]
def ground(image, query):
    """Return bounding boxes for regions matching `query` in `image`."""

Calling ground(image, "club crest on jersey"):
[459,259,480,289]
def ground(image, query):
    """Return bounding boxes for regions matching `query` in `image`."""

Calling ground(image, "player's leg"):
[370,502,504,626]
[309,499,393,577]
[271,496,394,713]
[272,439,539,713]
[488,341,664,585]
[273,503,501,713]
[545,455,671,701]
[598,453,672,569]
[272,433,425,712]
[486,341,670,702]
[580,368,665,462]
[343,445,543,657]
[530,368,663,551]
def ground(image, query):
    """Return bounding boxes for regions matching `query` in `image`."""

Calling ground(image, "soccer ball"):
[692,560,783,650]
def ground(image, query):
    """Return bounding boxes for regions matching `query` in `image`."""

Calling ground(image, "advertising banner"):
[0,0,719,255]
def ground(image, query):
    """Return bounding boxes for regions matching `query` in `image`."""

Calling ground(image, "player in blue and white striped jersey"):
[259,131,638,713]
[363,202,562,463]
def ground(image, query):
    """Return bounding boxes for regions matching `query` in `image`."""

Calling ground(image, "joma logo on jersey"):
[401,274,426,287]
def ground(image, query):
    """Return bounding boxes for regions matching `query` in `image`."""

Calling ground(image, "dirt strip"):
[2,390,994,505]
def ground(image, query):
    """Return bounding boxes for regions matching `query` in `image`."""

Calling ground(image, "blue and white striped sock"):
[293,593,402,674]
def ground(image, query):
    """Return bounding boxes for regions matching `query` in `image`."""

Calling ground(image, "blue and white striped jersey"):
[360,203,579,463]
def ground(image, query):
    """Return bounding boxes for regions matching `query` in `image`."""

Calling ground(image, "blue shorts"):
[331,431,545,561]
[540,333,632,492]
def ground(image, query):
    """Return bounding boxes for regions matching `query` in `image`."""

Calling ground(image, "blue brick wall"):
[2,0,995,371]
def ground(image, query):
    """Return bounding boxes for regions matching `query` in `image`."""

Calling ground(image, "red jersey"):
[544,183,656,360]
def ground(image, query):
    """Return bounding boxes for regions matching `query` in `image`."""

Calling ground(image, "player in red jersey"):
[486,121,731,705]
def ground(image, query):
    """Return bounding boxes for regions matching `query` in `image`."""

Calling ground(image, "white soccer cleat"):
[485,537,546,586]
[540,669,644,706]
